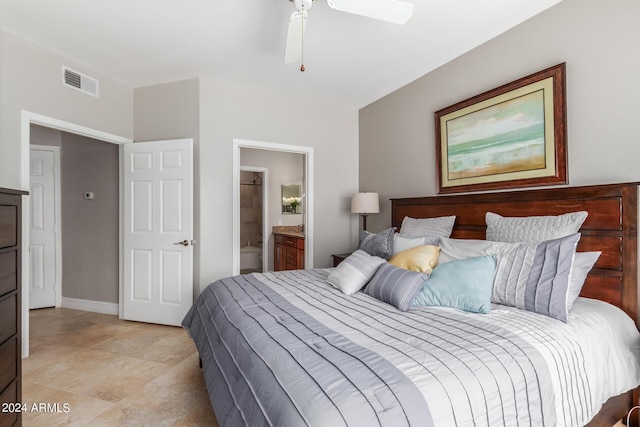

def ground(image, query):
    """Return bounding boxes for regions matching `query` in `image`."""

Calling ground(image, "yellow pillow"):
[388,245,440,273]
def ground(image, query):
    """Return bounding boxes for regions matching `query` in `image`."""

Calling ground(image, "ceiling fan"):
[284,0,414,71]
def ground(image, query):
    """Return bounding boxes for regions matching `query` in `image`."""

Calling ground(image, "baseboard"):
[60,297,119,315]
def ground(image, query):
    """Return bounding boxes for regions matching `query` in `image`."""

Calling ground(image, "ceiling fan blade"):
[327,0,414,24]
[284,11,307,64]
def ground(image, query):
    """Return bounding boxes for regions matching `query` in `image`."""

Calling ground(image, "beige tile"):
[26,348,171,402]
[22,340,78,375]
[29,317,96,341]
[25,308,219,425]
[89,324,195,365]
[128,353,212,408]
[22,381,114,427]
[88,354,218,426]
[86,398,219,427]
[73,311,142,329]
[36,322,136,348]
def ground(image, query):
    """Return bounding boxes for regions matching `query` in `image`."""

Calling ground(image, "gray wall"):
[30,125,119,303]
[60,133,119,303]
[359,0,640,233]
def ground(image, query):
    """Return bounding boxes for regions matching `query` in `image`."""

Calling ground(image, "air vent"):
[61,66,99,97]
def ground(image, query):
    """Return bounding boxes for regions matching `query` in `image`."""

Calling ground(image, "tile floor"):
[22,308,220,426]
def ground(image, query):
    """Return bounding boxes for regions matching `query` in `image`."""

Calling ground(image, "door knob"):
[174,240,194,247]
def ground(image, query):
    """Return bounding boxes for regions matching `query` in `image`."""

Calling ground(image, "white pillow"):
[393,234,440,255]
[400,216,456,238]
[326,250,385,295]
[566,251,601,310]
[485,211,588,243]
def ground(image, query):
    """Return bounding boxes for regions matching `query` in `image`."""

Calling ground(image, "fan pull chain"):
[300,2,305,72]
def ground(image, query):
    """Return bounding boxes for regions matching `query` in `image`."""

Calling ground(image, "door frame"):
[232,138,314,275]
[239,166,269,272]
[29,144,63,309]
[20,110,132,357]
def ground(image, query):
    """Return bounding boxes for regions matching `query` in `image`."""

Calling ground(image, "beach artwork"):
[435,63,566,194]
[445,90,545,181]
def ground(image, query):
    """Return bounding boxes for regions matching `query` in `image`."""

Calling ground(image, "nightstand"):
[332,253,351,267]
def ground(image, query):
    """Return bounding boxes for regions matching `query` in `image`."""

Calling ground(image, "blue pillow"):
[363,263,428,311]
[412,255,496,313]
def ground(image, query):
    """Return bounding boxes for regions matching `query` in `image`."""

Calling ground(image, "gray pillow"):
[363,263,428,311]
[485,211,587,243]
[358,227,395,259]
[400,216,456,238]
[439,234,581,322]
[326,250,385,295]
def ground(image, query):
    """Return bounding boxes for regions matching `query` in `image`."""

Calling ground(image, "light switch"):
[84,192,94,200]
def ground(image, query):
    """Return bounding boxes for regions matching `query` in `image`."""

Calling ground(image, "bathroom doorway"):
[232,139,314,276]
[239,167,268,274]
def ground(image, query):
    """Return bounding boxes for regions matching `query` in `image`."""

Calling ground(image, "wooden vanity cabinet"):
[274,234,304,271]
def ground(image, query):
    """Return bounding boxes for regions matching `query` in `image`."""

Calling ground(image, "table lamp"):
[351,192,379,231]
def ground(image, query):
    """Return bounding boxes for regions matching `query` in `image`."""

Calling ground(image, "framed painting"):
[435,63,567,194]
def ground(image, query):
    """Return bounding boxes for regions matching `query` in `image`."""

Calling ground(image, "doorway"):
[232,139,314,276]
[29,144,62,309]
[20,111,131,357]
[240,167,268,273]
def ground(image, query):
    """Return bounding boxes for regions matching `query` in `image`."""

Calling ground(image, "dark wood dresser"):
[0,187,25,427]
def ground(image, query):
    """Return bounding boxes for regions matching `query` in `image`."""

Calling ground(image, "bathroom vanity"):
[273,228,304,271]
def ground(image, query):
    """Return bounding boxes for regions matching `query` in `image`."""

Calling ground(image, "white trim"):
[232,138,314,275]
[119,145,124,319]
[61,297,119,316]
[240,166,269,272]
[29,145,63,308]
[20,110,132,358]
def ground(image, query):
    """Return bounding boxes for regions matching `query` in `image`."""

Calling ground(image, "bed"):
[183,182,640,426]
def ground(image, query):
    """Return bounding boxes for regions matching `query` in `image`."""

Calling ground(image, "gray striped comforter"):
[182,268,640,427]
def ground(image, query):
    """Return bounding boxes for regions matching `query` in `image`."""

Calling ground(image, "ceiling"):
[0,0,562,109]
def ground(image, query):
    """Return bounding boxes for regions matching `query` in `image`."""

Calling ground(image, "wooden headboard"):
[391,182,639,328]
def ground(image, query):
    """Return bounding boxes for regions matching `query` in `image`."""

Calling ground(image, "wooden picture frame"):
[435,63,567,194]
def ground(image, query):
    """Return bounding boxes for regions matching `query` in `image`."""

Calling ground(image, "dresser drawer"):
[0,206,17,249]
[0,337,17,394]
[0,379,18,427]
[0,251,17,297]
[0,294,17,346]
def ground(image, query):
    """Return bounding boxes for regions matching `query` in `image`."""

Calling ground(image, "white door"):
[29,147,60,309]
[123,139,194,326]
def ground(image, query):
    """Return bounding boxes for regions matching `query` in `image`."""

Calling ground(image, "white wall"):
[0,30,133,190]
[198,76,359,292]
[359,0,640,233]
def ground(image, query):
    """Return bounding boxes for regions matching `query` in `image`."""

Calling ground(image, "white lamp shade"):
[351,192,380,214]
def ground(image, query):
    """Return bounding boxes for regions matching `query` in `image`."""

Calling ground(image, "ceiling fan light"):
[327,0,414,25]
[293,0,313,12]
[284,11,307,63]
